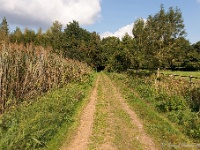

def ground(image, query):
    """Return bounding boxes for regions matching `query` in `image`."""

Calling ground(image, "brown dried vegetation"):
[0,42,91,113]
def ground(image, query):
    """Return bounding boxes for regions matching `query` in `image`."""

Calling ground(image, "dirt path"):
[61,77,99,150]
[107,75,157,150]
[62,73,157,150]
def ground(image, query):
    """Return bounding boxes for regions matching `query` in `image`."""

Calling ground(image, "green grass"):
[89,74,142,150]
[161,70,200,77]
[0,73,96,150]
[89,73,143,150]
[108,72,198,150]
[45,73,98,150]
[88,80,109,149]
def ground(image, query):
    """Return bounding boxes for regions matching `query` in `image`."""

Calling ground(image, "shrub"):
[189,87,200,112]
[167,110,200,139]
[155,94,186,113]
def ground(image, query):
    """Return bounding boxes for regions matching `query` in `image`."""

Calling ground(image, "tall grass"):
[119,70,200,141]
[155,73,200,113]
[108,73,194,149]
[0,81,94,150]
[0,42,91,113]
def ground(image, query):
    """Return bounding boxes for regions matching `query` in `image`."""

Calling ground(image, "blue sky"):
[0,0,200,43]
[84,0,200,44]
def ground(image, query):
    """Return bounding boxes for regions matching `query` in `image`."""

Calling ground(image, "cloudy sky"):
[0,0,200,43]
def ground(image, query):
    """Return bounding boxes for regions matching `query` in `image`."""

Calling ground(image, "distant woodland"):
[0,5,200,72]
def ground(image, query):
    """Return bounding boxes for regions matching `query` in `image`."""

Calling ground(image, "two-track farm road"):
[61,73,157,150]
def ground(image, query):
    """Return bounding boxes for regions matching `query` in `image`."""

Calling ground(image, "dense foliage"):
[1,5,199,72]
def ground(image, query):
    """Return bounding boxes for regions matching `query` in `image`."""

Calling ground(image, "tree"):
[101,35,132,72]
[132,19,147,69]
[193,41,200,53]
[167,7,186,39]
[10,27,23,44]
[87,32,104,69]
[62,20,90,60]
[170,38,191,69]
[108,46,132,72]
[183,41,200,70]
[121,33,134,69]
[135,5,187,70]
[0,17,9,41]
[43,28,52,47]
[50,21,63,53]
[101,36,120,65]
[34,28,45,46]
[23,28,36,45]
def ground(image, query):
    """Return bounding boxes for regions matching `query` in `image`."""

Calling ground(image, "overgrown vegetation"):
[0,74,95,150]
[0,43,91,113]
[108,72,200,149]
[111,71,200,141]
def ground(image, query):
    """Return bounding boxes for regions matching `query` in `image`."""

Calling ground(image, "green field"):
[161,70,200,77]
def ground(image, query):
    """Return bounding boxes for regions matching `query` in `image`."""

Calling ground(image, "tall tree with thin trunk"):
[50,21,63,53]
[0,17,9,41]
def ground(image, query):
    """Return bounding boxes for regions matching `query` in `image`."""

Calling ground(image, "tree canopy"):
[1,5,200,71]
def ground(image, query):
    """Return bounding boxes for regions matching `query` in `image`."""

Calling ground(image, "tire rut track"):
[104,74,157,150]
[61,76,99,150]
[62,73,157,150]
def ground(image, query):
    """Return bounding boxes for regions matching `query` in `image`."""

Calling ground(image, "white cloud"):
[101,23,134,39]
[197,0,200,3]
[0,0,101,29]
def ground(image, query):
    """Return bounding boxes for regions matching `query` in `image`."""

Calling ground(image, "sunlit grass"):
[108,72,197,150]
[161,70,200,77]
[89,73,143,150]
[0,74,95,150]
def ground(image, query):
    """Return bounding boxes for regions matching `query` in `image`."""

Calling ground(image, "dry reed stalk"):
[0,43,91,113]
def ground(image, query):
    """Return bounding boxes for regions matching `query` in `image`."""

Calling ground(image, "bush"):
[155,94,186,113]
[189,87,200,112]
[167,110,200,139]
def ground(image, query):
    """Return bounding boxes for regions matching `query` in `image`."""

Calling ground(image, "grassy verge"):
[57,72,98,150]
[89,73,143,150]
[108,72,198,150]
[0,73,97,150]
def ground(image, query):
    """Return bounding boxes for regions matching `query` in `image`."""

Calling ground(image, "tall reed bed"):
[0,42,91,113]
